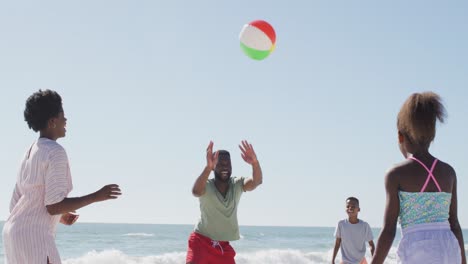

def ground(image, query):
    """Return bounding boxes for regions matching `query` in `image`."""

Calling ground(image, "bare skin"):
[39,111,122,217]
[371,132,466,264]
[59,212,79,225]
[192,140,263,197]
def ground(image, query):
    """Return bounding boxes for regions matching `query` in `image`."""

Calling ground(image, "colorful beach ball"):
[239,20,276,60]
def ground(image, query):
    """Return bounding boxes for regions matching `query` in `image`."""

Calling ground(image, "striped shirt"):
[2,138,73,264]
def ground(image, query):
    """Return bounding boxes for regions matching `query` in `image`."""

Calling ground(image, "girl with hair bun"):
[371,92,466,264]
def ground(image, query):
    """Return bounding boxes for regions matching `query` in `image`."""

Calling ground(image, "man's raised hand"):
[206,141,219,170]
[239,140,258,165]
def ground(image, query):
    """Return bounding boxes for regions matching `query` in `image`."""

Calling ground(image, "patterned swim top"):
[399,191,451,229]
[398,157,452,229]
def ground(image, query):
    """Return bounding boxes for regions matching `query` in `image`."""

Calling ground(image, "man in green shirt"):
[186,140,263,264]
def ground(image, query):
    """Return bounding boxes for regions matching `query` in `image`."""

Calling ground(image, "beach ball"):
[239,20,276,60]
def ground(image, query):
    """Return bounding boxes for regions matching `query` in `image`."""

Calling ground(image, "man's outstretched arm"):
[192,141,218,197]
[240,140,263,192]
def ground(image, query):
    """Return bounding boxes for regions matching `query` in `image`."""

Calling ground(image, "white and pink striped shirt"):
[2,138,73,264]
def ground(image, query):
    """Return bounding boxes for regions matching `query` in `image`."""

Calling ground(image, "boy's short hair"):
[346,197,359,206]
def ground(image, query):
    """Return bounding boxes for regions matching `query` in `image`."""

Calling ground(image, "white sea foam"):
[237,249,398,264]
[63,250,185,264]
[63,249,401,264]
[122,233,155,237]
[236,249,329,264]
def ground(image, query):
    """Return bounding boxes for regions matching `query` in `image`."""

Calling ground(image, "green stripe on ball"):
[240,42,271,60]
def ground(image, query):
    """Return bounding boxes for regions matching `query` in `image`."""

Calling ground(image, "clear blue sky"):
[1,0,467,228]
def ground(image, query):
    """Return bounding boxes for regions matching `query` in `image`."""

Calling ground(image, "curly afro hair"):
[24,89,63,132]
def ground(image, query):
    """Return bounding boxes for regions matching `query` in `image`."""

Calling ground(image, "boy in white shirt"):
[332,197,375,264]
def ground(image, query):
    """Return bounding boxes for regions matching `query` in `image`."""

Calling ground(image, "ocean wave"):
[236,249,397,264]
[237,249,329,264]
[122,233,155,237]
[62,249,400,264]
[63,250,184,264]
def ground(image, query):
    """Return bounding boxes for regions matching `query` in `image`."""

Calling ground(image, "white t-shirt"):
[334,219,373,264]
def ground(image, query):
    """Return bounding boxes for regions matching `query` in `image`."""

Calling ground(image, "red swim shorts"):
[186,232,236,264]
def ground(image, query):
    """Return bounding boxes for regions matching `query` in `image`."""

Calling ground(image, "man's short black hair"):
[217,150,230,157]
[24,89,63,132]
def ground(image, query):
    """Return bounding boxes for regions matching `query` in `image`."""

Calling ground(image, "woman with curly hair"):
[2,89,122,264]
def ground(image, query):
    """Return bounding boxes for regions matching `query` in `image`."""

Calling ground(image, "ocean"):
[0,222,466,264]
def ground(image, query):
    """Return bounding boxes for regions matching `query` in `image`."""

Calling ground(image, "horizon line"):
[0,220,389,229]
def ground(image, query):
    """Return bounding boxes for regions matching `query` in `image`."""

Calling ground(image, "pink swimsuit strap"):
[408,156,441,192]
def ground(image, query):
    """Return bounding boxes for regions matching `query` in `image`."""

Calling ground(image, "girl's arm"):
[448,175,467,264]
[370,169,400,264]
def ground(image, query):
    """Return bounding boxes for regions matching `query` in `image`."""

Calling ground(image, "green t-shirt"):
[195,176,245,241]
